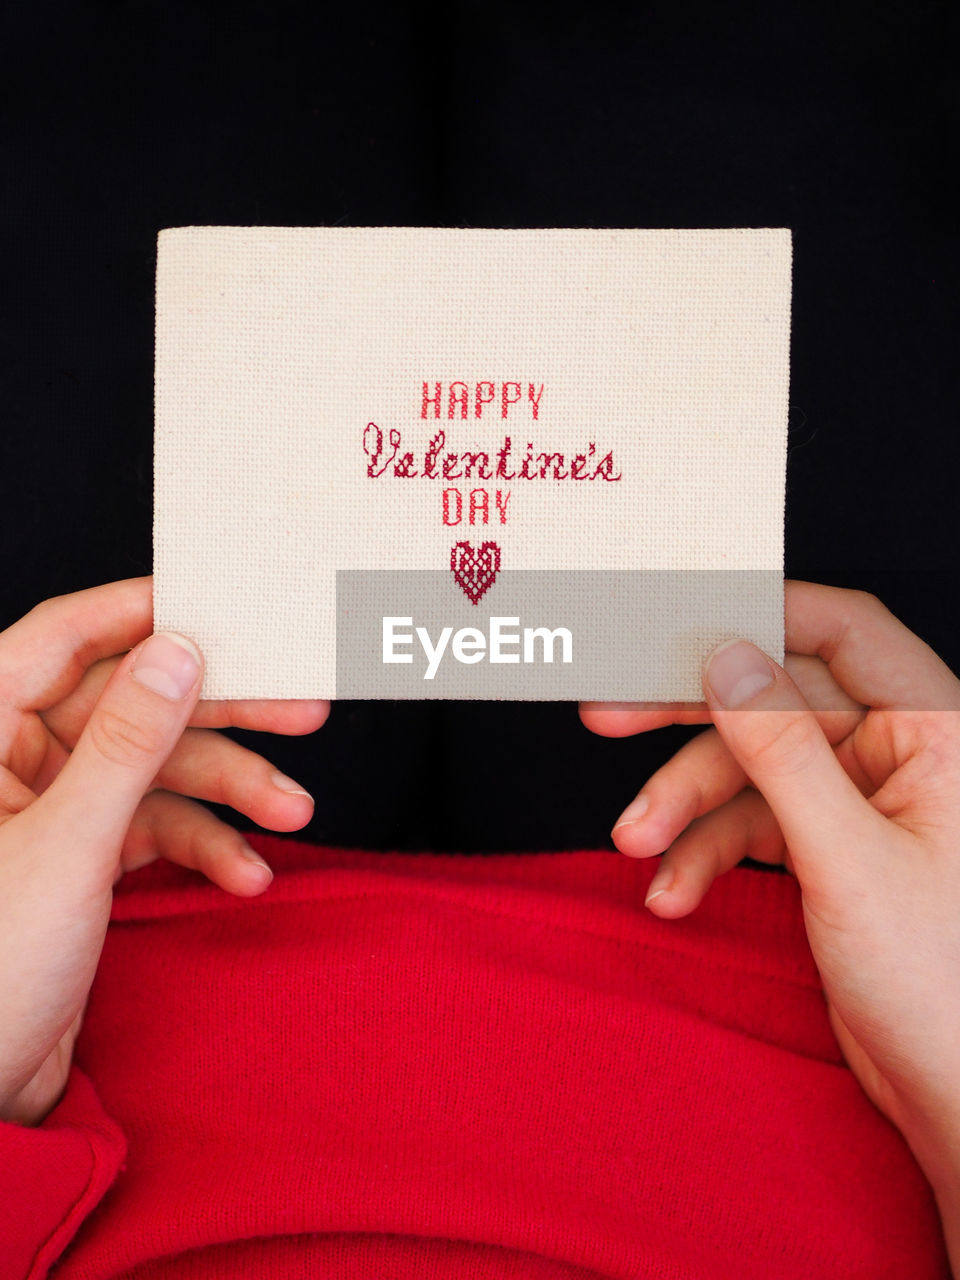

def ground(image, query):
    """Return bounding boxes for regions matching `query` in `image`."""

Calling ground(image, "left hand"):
[0,575,329,1125]
[3,576,328,892]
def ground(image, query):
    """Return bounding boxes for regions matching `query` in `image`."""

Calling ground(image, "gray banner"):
[336,570,783,700]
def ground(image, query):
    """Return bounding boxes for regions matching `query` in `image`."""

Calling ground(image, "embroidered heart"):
[450,541,501,605]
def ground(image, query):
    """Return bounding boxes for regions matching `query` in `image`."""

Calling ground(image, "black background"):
[0,1,954,854]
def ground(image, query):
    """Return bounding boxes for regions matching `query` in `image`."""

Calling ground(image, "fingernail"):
[645,864,674,907]
[612,793,649,831]
[705,639,774,708]
[239,841,273,879]
[132,633,201,700]
[271,770,313,801]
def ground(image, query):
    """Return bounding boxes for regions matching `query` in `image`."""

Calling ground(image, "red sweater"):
[0,839,949,1278]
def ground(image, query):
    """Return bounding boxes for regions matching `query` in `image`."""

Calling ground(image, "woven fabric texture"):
[154,227,792,699]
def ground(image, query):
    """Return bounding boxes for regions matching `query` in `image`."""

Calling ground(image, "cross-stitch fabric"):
[154,226,791,700]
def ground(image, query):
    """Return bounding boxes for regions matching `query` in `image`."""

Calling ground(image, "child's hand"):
[0,577,328,1126]
[581,581,960,1246]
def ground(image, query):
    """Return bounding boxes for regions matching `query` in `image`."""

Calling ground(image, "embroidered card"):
[153,226,791,700]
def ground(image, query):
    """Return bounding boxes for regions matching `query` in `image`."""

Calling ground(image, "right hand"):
[0,577,329,1126]
[580,582,960,1255]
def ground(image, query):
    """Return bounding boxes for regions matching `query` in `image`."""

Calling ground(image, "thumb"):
[701,638,886,895]
[32,632,203,869]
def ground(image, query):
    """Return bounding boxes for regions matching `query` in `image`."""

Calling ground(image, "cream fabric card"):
[153,226,791,700]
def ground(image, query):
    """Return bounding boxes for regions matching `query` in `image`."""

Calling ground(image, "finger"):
[610,726,748,857]
[643,787,789,918]
[701,637,891,903]
[32,712,315,830]
[782,652,866,731]
[40,655,330,737]
[784,581,960,712]
[1,716,71,796]
[31,652,317,827]
[188,698,331,734]
[0,703,64,789]
[609,668,870,860]
[152,727,315,830]
[0,765,38,819]
[119,790,273,896]
[19,632,204,889]
[0,578,153,711]
[579,700,711,737]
